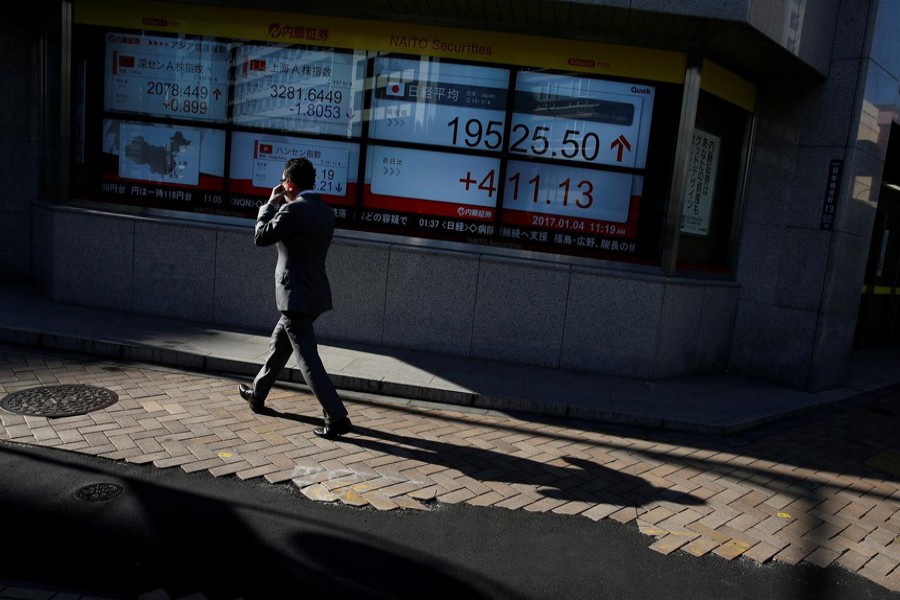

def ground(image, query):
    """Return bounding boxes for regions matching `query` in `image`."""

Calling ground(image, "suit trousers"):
[252,312,348,424]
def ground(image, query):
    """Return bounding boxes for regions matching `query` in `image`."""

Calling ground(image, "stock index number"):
[447,117,503,150]
[510,124,601,162]
[146,82,209,99]
[270,86,343,104]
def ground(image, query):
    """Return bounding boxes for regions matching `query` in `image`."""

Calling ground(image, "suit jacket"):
[255,192,334,315]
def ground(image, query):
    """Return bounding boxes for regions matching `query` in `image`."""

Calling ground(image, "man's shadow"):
[265,408,703,509]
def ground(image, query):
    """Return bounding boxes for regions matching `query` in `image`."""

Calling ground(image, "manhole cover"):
[74,482,123,502]
[0,384,118,417]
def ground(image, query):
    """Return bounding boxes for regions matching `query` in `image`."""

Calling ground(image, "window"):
[676,90,752,272]
[68,19,686,266]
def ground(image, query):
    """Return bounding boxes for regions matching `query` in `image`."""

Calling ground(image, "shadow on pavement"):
[0,439,895,600]
[0,441,517,600]
[349,427,704,508]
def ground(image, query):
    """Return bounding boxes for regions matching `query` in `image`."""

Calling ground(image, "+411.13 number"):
[458,169,596,209]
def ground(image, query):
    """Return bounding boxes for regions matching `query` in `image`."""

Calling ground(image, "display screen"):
[77,23,678,262]
[99,118,226,208]
[104,32,230,122]
[502,160,639,236]
[369,56,510,152]
[232,45,365,137]
[228,131,359,209]
[510,72,654,169]
[364,145,499,221]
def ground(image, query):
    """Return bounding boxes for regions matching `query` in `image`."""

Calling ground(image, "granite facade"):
[8,0,900,391]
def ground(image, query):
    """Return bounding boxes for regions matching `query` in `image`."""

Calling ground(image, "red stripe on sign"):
[363,187,495,221]
[501,195,642,238]
[228,179,357,206]
[321,183,357,206]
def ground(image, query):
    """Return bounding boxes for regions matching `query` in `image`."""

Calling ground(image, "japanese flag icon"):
[385,82,406,97]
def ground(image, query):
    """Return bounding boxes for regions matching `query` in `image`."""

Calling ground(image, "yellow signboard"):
[75,0,688,83]
[701,60,756,112]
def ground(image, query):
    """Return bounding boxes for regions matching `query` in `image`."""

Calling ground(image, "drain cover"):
[74,482,123,502]
[0,384,118,417]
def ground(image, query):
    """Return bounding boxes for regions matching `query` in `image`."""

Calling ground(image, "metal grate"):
[74,483,124,502]
[0,384,118,418]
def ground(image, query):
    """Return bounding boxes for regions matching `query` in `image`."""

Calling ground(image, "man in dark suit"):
[238,157,352,439]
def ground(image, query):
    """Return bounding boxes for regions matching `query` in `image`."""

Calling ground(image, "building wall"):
[730,0,900,390]
[6,0,899,390]
[626,0,839,75]
[32,202,738,379]
[0,8,40,281]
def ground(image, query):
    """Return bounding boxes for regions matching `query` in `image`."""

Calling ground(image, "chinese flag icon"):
[118,55,135,68]
[243,58,267,76]
[385,82,405,97]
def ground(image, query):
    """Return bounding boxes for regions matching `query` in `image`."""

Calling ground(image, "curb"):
[0,325,872,437]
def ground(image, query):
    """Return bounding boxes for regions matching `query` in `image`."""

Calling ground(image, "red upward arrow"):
[610,134,631,162]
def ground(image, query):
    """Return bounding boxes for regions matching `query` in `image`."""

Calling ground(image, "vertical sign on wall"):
[680,128,720,236]
[820,159,843,230]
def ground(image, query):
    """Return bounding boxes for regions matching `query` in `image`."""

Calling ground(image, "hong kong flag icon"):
[385,82,405,97]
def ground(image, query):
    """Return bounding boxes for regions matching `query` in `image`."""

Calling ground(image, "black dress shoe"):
[239,383,264,413]
[313,417,353,440]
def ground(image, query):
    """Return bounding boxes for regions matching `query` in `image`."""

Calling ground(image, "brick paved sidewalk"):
[1,344,899,594]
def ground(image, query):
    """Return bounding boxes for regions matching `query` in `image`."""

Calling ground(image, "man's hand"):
[268,183,286,207]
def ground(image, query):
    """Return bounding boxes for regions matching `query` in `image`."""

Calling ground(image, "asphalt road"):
[0,439,895,600]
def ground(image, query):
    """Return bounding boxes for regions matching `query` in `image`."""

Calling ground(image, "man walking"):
[238,157,352,439]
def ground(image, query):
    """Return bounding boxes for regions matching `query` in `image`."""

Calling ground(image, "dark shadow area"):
[337,424,702,508]
[249,371,900,600]
[332,384,900,495]
[0,440,895,600]
[249,407,704,507]
[0,441,517,600]
[289,533,496,600]
[227,375,900,520]
[255,406,319,423]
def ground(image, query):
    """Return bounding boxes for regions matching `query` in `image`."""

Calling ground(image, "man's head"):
[282,157,316,196]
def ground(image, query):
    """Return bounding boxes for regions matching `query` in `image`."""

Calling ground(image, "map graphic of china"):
[118,123,202,185]
[124,132,190,176]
